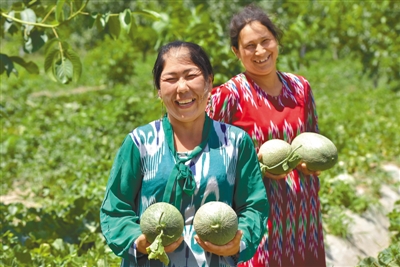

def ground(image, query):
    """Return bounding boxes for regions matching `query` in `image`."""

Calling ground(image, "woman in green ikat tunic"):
[100,41,269,267]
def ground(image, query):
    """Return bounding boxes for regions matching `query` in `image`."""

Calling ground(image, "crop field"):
[1,0,399,265]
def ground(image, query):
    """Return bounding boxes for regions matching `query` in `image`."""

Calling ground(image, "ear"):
[157,90,162,99]
[232,46,240,59]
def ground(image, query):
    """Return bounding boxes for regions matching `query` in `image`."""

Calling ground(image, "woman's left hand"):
[296,162,321,176]
[194,230,242,257]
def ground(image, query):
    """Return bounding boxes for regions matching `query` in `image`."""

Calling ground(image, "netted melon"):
[140,202,184,265]
[258,139,302,175]
[193,201,238,246]
[291,132,338,171]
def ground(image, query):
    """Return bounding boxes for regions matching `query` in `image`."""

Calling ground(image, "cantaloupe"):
[291,132,338,171]
[140,202,184,265]
[193,201,238,246]
[258,139,302,175]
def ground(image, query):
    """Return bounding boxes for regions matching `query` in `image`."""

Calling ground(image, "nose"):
[177,78,189,93]
[255,43,265,55]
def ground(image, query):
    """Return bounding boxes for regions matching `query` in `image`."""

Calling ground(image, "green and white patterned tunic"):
[100,114,268,267]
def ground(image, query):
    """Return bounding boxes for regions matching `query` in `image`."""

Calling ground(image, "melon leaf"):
[146,230,169,265]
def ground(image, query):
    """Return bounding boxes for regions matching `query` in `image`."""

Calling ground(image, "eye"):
[163,77,177,82]
[262,39,270,45]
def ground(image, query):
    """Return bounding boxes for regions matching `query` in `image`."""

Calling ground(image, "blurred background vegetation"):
[1,0,399,266]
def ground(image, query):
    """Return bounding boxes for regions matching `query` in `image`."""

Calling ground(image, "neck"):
[245,70,282,97]
[168,114,205,152]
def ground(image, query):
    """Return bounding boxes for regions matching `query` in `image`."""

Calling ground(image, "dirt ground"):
[325,163,400,267]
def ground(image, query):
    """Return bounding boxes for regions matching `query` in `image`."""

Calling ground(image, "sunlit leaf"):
[55,0,66,22]
[119,9,132,34]
[133,9,162,20]
[23,30,48,54]
[20,8,36,35]
[55,57,73,84]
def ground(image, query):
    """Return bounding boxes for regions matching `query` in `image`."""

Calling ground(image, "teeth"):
[255,55,270,63]
[177,99,194,105]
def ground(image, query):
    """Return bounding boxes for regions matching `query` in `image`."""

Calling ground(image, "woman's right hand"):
[135,234,184,254]
[257,153,289,180]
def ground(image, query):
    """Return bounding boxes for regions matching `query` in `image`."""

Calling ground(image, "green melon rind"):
[193,201,238,246]
[140,202,184,246]
[259,139,302,175]
[291,132,338,171]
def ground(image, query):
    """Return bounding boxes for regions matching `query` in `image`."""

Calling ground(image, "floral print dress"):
[206,71,326,267]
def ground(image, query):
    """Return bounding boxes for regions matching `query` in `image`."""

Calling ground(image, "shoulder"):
[211,119,251,142]
[278,71,311,93]
[213,73,248,95]
[129,119,163,144]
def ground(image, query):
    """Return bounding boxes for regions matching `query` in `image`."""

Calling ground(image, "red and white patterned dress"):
[206,71,326,267]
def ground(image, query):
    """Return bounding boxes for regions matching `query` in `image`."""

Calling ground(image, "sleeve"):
[206,82,238,124]
[234,132,269,263]
[302,77,319,133]
[100,135,143,259]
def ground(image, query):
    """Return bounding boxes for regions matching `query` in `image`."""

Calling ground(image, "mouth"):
[176,98,195,106]
[254,54,271,63]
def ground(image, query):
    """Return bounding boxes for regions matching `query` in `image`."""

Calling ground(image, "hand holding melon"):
[258,133,338,176]
[193,201,241,256]
[290,132,338,172]
[139,202,184,265]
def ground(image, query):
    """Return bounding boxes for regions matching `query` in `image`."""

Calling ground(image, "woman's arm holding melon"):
[296,162,321,176]
[100,135,143,259]
[257,153,291,180]
[233,133,269,263]
[194,230,242,256]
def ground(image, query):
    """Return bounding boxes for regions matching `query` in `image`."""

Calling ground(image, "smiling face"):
[158,47,212,124]
[233,21,279,77]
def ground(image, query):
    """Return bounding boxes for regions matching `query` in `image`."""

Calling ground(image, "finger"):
[164,236,184,253]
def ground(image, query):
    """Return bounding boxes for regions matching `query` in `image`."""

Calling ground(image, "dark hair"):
[152,41,214,90]
[229,4,283,49]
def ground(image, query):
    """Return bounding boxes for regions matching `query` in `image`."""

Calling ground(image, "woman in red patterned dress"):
[206,4,327,267]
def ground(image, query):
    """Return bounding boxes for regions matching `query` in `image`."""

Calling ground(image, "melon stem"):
[211,224,221,230]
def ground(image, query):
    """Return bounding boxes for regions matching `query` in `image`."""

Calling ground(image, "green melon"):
[140,202,184,246]
[291,132,338,171]
[193,201,238,246]
[140,202,184,265]
[258,139,302,175]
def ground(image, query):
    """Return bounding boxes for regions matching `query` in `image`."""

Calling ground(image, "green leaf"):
[9,56,40,74]
[44,49,61,82]
[55,0,66,22]
[55,57,73,84]
[64,49,82,83]
[20,8,36,35]
[93,12,110,32]
[0,53,17,77]
[108,15,121,40]
[44,38,61,56]
[133,9,162,20]
[23,30,48,54]
[119,9,132,34]
[146,230,169,265]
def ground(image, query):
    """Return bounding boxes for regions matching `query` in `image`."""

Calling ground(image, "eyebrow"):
[242,35,271,46]
[161,68,201,76]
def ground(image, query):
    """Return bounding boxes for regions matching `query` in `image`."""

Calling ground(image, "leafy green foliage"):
[1,1,400,265]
